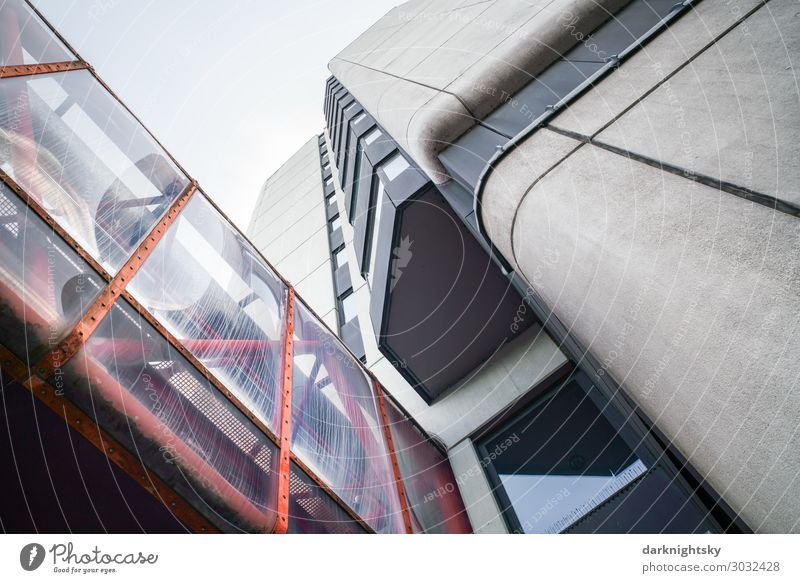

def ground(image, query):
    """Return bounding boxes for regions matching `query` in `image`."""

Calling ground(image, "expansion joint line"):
[375,382,414,534]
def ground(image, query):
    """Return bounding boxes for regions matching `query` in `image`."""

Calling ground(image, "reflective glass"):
[128,193,286,433]
[0,70,189,273]
[0,182,103,358]
[481,379,646,533]
[58,299,279,533]
[0,0,74,66]
[384,395,472,533]
[288,461,366,534]
[290,299,404,533]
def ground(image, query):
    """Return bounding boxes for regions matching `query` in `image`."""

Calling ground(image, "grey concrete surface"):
[495,142,800,532]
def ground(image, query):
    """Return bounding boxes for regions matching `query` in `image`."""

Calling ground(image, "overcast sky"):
[33,0,399,230]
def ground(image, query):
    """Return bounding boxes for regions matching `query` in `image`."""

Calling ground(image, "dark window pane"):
[290,299,404,533]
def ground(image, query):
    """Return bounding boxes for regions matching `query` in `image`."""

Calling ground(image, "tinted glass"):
[482,379,646,533]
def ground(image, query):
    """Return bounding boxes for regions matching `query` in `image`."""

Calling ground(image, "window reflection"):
[128,193,286,433]
[0,71,188,274]
[481,379,645,533]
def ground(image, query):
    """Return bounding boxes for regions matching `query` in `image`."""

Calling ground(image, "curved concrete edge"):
[482,127,583,266]
[328,0,630,185]
[447,0,630,119]
[506,143,800,533]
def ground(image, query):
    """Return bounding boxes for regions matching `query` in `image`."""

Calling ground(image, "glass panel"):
[351,112,366,125]
[290,299,404,533]
[0,0,74,66]
[481,379,647,533]
[288,461,366,534]
[333,247,348,269]
[128,193,286,433]
[384,395,472,533]
[0,182,103,358]
[57,298,279,533]
[0,70,189,274]
[329,215,341,231]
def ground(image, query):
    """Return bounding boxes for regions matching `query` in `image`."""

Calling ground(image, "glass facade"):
[0,0,470,534]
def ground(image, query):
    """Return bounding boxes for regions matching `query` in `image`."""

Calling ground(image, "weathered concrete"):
[494,141,800,532]
[330,0,629,183]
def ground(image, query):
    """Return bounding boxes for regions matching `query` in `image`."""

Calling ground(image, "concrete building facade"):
[249,0,800,533]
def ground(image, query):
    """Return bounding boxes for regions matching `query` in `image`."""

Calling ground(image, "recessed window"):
[363,127,381,146]
[364,176,386,288]
[329,215,341,232]
[339,291,358,323]
[322,162,330,171]
[343,102,357,114]
[352,112,367,125]
[349,142,364,223]
[327,195,337,207]
[333,247,348,270]
[325,176,333,187]
[382,153,410,182]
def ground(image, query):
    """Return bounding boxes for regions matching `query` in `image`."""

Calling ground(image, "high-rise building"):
[0,0,471,534]
[247,0,800,533]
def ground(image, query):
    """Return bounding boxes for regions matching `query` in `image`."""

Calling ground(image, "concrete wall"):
[481,0,800,532]
[329,0,628,182]
[247,137,338,329]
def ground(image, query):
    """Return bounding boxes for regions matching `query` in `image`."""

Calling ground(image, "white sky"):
[33,0,399,230]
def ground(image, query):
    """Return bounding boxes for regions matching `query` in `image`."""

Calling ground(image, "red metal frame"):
[31,181,197,379]
[273,287,295,534]
[375,379,414,533]
[0,60,88,78]
[0,343,218,534]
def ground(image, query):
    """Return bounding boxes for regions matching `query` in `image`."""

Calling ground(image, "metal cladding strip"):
[0,169,112,283]
[0,60,89,78]
[0,343,218,534]
[273,287,295,534]
[32,180,198,379]
[374,379,414,534]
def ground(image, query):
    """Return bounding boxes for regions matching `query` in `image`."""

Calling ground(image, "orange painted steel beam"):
[375,380,414,533]
[0,60,88,78]
[32,181,197,379]
[273,287,295,534]
[0,343,218,533]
